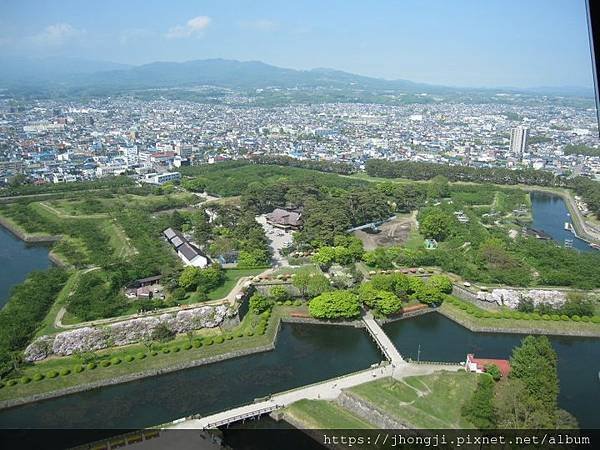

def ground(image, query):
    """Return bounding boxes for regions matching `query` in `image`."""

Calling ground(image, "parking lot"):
[256,215,294,266]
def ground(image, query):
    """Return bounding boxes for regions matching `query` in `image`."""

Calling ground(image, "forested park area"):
[0,162,599,386]
[364,159,600,219]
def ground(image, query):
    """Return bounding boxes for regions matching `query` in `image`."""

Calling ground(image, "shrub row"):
[446,296,600,324]
[2,314,277,388]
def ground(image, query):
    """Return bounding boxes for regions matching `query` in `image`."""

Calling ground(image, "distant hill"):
[0,56,131,85]
[0,57,594,99]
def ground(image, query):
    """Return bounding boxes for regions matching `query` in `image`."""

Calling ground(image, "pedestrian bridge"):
[362,312,405,366]
[167,315,409,430]
[168,364,394,430]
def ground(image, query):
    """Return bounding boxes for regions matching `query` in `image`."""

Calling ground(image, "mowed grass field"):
[348,371,478,428]
[284,399,375,429]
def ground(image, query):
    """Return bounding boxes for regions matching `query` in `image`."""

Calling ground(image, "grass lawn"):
[439,300,600,336]
[402,229,425,250]
[185,268,266,303]
[0,306,293,402]
[103,220,136,258]
[35,269,80,337]
[349,371,478,428]
[284,399,375,429]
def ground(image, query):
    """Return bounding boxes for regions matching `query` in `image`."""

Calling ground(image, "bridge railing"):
[268,362,389,398]
[203,405,279,429]
[362,317,395,360]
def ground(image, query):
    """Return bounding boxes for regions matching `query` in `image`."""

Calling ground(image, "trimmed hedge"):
[162,348,171,354]
[214,336,224,344]
[124,355,135,362]
[204,339,214,346]
[47,370,59,378]
[246,330,254,337]
[172,347,181,352]
[87,362,97,370]
[7,379,18,386]
[60,368,71,376]
[20,376,31,384]
[74,365,85,373]
[100,360,111,367]
[32,373,44,381]
[136,353,147,359]
[192,340,202,348]
[449,296,600,327]
[183,343,192,350]
[111,357,122,365]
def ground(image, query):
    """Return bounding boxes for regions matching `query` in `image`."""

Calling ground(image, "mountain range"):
[0,56,594,98]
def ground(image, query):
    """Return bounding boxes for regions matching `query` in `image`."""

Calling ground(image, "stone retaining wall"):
[0,216,61,243]
[379,306,435,324]
[281,316,363,327]
[335,391,409,429]
[0,341,277,411]
[437,308,600,337]
[24,304,232,362]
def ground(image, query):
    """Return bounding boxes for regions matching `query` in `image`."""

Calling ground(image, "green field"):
[0,305,289,402]
[284,399,375,429]
[348,371,478,428]
[184,268,266,303]
[439,301,600,336]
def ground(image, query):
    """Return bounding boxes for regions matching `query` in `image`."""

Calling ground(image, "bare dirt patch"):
[353,214,416,250]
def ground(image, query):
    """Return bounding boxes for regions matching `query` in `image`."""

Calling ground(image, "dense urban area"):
[1,68,600,447]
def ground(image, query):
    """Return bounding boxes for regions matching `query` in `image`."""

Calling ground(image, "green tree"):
[307,273,331,297]
[506,336,559,427]
[494,378,553,429]
[485,364,502,381]
[428,274,453,294]
[292,268,313,299]
[170,210,186,230]
[427,175,450,199]
[410,282,445,306]
[249,293,273,314]
[313,246,337,267]
[179,266,201,291]
[359,284,402,316]
[461,374,496,429]
[308,290,361,320]
[269,285,289,302]
[419,210,455,241]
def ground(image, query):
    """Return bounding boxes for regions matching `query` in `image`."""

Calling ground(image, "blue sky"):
[0,0,594,88]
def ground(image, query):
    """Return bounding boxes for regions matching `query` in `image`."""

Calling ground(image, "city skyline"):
[0,0,595,89]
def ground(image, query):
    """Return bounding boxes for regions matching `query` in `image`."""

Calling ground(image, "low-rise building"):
[143,171,181,185]
[265,208,303,230]
[465,353,511,378]
[163,227,210,268]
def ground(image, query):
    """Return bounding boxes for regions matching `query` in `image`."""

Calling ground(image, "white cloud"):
[30,23,82,46]
[166,16,211,39]
[239,19,279,32]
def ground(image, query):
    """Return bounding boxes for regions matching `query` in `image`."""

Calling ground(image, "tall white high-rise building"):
[510,126,529,158]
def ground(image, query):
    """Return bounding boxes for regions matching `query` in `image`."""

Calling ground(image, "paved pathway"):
[168,362,462,430]
[362,311,405,366]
